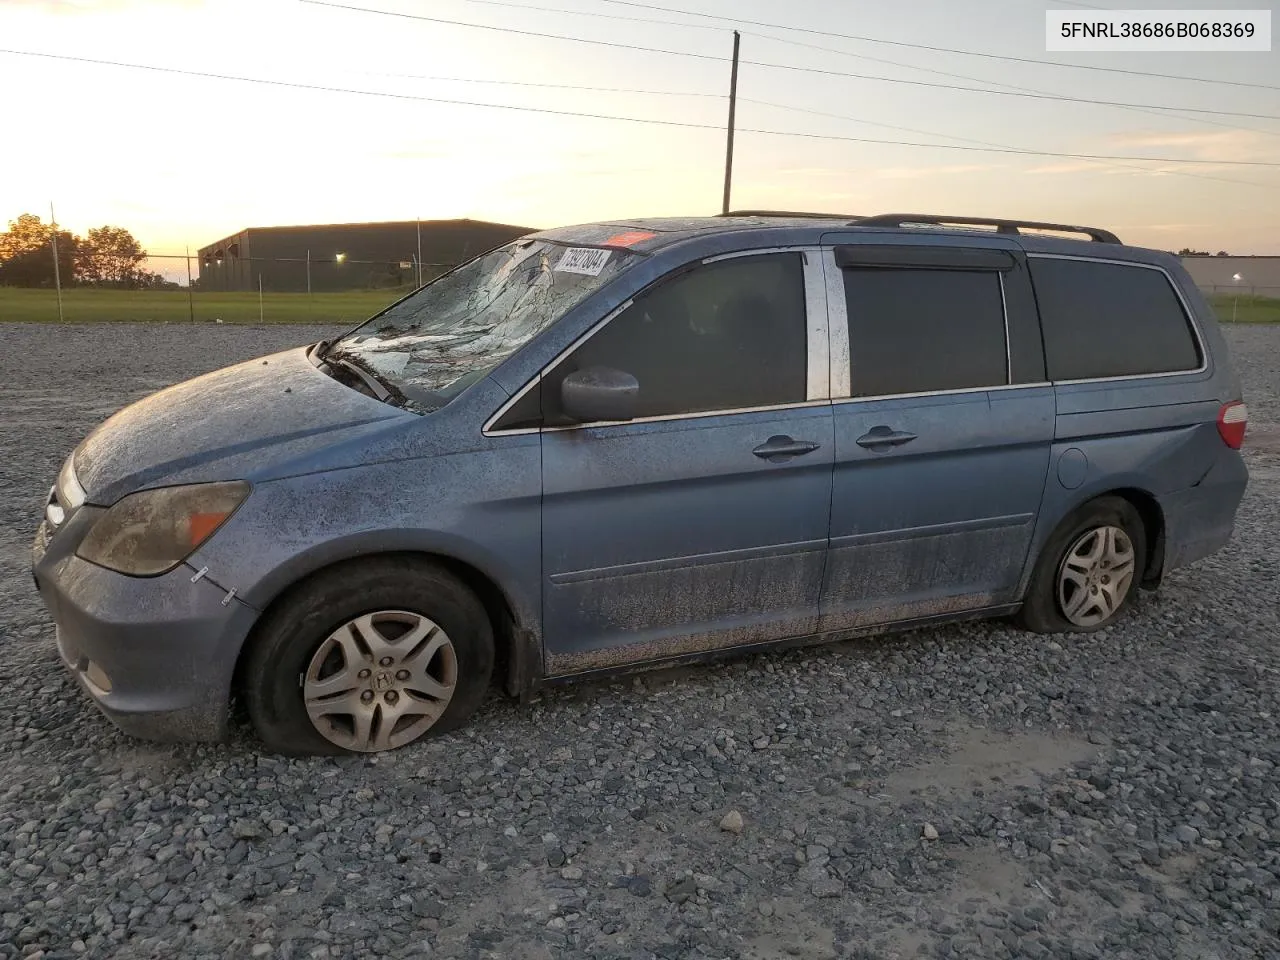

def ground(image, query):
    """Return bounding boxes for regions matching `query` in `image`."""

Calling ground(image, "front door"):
[535,249,836,676]
[817,241,1056,632]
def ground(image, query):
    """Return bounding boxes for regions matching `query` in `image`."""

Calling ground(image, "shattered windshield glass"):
[326,238,636,411]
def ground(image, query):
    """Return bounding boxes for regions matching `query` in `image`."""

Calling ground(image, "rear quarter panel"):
[1014,245,1246,595]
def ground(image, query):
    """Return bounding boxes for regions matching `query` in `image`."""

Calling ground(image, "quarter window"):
[1028,258,1202,381]
[842,268,1008,397]
[542,252,809,424]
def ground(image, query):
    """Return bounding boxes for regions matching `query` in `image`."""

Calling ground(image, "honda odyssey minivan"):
[31,212,1250,754]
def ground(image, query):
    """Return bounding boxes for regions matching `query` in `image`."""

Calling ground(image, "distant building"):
[1180,255,1280,298]
[196,218,537,293]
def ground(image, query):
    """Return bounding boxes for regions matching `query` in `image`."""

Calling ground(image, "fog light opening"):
[83,660,113,695]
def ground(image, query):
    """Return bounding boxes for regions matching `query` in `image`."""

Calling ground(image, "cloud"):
[7,0,203,10]
[872,163,1000,180]
[1123,223,1203,233]
[773,166,852,178]
[1103,127,1274,163]
[36,0,204,7]
[379,147,454,161]
[1022,161,1102,175]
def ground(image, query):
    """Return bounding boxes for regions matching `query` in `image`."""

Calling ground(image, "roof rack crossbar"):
[718,209,861,220]
[852,214,1120,244]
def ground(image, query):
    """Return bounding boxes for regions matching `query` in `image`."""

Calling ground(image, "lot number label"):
[555,247,612,276]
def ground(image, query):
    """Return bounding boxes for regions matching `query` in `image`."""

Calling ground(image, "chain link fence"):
[1196,284,1280,324]
[1198,284,1280,298]
[0,251,459,324]
[4,252,1279,325]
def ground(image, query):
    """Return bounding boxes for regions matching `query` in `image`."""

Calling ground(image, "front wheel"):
[1017,496,1147,634]
[243,558,494,755]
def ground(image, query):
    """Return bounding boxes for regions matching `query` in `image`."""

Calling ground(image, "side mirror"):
[561,366,639,423]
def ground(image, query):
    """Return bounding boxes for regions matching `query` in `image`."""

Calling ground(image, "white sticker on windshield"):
[555,247,612,276]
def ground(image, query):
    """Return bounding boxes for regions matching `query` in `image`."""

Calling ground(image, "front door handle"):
[856,426,918,450]
[753,435,822,462]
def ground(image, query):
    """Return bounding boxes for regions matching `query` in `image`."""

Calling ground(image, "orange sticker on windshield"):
[603,230,657,247]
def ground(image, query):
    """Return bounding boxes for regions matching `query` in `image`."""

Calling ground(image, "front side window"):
[1028,257,1202,381]
[541,252,809,425]
[325,238,636,411]
[842,267,1008,397]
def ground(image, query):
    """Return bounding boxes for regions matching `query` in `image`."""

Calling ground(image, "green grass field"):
[3,286,1278,325]
[1208,293,1280,324]
[0,287,408,324]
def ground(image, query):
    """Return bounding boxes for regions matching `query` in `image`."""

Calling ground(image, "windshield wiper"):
[328,355,393,402]
[324,352,452,413]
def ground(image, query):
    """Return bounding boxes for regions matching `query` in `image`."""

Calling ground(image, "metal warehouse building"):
[196,218,537,293]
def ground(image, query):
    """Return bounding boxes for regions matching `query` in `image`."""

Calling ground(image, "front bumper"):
[31,511,258,743]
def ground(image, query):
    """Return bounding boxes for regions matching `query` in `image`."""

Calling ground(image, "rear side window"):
[842,268,1008,397]
[1028,257,1202,381]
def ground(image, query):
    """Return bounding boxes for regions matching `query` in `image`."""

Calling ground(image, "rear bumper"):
[32,518,258,743]
[1161,450,1249,572]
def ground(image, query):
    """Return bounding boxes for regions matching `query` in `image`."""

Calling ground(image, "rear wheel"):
[243,558,494,755]
[1017,496,1146,634]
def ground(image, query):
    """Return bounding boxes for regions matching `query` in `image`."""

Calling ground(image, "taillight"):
[1217,401,1248,449]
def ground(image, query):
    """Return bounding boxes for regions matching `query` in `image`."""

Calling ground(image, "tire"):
[243,557,494,756]
[1016,496,1147,635]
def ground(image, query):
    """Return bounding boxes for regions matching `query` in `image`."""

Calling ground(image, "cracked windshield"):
[327,238,636,409]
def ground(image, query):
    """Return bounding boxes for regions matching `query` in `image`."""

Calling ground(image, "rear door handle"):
[753,435,822,462]
[855,426,918,450]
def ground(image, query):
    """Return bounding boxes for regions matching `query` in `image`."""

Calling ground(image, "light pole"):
[1232,272,1244,323]
[185,245,194,322]
[49,203,64,323]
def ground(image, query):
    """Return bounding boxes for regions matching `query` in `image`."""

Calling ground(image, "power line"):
[749,29,1280,141]
[371,8,1280,142]
[298,1,1280,122]
[590,0,1280,93]
[353,0,1280,142]
[363,70,722,98]
[739,97,1275,190]
[371,0,1280,141]
[437,0,729,30]
[6,48,1280,169]
[346,68,1274,188]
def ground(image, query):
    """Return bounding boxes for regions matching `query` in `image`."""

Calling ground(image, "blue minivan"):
[32,213,1250,754]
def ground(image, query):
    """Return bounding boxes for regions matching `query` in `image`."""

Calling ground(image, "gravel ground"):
[1,322,1278,960]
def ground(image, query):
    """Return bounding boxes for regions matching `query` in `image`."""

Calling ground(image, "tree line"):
[0,213,171,289]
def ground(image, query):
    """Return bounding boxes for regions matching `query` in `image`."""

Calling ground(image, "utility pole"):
[49,202,64,322]
[721,30,740,215]
[416,218,423,287]
[258,273,264,323]
[185,245,195,322]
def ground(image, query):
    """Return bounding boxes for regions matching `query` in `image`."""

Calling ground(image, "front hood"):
[74,345,413,504]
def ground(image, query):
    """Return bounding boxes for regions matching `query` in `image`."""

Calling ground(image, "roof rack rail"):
[717,209,860,220]
[852,213,1121,244]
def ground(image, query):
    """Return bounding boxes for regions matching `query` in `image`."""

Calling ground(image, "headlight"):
[76,481,250,577]
[56,455,86,510]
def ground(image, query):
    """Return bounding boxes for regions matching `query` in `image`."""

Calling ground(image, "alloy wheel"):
[303,610,457,752]
[1056,525,1136,628]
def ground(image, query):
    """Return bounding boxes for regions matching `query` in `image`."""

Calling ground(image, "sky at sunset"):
[1,0,1277,281]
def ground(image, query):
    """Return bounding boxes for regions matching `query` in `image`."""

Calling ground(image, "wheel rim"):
[1056,525,1136,628]
[303,610,457,753]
